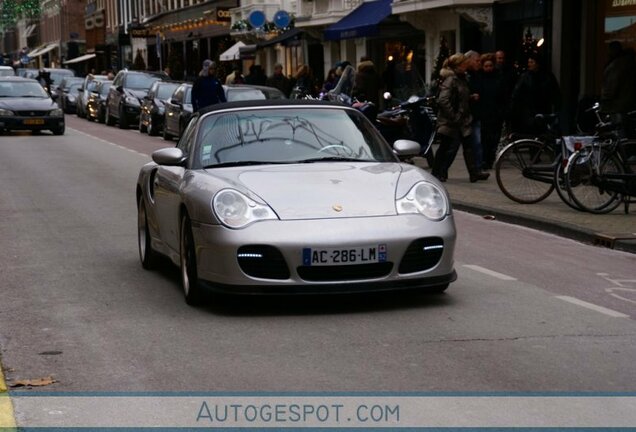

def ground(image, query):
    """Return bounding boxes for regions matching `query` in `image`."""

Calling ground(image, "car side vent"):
[398,237,444,274]
[237,245,290,280]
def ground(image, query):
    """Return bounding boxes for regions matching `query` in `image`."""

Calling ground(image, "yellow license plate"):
[24,119,45,125]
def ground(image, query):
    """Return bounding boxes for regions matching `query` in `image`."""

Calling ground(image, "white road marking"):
[68,127,149,157]
[462,264,517,281]
[555,296,630,318]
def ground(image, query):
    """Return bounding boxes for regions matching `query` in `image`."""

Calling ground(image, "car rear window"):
[0,81,49,98]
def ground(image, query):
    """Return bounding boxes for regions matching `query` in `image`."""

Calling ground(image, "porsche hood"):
[206,163,403,220]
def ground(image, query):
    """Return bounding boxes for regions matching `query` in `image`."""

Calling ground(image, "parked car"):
[43,68,76,97]
[0,66,15,77]
[86,80,112,123]
[136,99,456,305]
[59,81,83,114]
[16,68,38,79]
[77,74,108,118]
[139,80,180,136]
[0,76,65,135]
[162,83,192,140]
[224,84,286,102]
[105,70,168,129]
[162,84,287,141]
[54,76,83,109]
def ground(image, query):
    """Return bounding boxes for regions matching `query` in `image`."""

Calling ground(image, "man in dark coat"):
[601,41,636,125]
[266,63,293,97]
[509,54,561,135]
[192,60,226,111]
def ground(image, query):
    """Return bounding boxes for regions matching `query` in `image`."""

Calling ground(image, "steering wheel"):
[317,144,354,156]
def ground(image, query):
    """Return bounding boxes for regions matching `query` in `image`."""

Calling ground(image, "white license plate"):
[302,245,387,266]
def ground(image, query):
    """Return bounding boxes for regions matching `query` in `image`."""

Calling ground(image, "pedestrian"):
[352,56,380,106]
[290,64,315,99]
[225,64,244,85]
[163,66,171,78]
[36,69,52,95]
[509,53,561,135]
[191,59,226,111]
[266,63,293,97]
[494,49,516,131]
[465,50,486,172]
[479,53,506,169]
[334,61,351,79]
[320,68,338,95]
[245,64,267,86]
[600,41,636,132]
[431,53,490,183]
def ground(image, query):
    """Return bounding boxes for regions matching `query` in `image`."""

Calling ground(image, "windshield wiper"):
[295,157,373,163]
[203,161,292,169]
[20,95,47,98]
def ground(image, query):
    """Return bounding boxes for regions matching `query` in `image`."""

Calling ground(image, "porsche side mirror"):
[393,139,420,156]
[152,148,187,166]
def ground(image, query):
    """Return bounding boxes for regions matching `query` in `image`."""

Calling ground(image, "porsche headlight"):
[0,109,14,116]
[212,189,277,228]
[50,108,64,116]
[396,181,449,221]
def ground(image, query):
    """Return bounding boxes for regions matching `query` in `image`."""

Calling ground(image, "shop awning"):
[30,44,57,57]
[219,41,246,61]
[258,28,304,48]
[239,44,257,60]
[323,0,392,41]
[28,44,48,57]
[64,53,97,65]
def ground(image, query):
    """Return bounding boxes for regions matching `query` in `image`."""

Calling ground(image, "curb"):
[0,356,17,429]
[452,200,636,255]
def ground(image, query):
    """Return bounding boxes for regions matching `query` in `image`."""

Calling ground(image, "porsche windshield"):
[0,82,49,98]
[195,107,396,168]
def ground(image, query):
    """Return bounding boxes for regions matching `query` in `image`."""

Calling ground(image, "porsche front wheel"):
[138,197,158,269]
[180,214,204,306]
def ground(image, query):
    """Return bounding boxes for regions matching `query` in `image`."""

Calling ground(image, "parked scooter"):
[376,93,437,167]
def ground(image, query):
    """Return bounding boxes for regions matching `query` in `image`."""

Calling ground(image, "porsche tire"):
[138,197,158,270]
[180,214,204,306]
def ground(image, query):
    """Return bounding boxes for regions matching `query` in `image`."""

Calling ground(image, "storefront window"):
[604,0,636,49]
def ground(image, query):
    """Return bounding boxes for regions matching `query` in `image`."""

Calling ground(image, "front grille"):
[237,245,290,280]
[16,111,49,116]
[297,262,393,282]
[398,237,444,274]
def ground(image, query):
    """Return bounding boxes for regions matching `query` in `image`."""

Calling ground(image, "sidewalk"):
[412,153,636,254]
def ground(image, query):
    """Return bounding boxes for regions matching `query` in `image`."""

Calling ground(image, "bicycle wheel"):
[495,139,556,204]
[565,150,623,214]
[554,157,584,211]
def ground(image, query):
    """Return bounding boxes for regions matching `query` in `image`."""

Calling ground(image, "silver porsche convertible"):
[136,100,456,305]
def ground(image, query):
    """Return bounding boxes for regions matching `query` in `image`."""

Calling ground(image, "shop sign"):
[612,0,636,6]
[130,28,151,38]
[216,8,231,22]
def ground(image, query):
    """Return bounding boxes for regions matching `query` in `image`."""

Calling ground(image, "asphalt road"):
[0,119,635,397]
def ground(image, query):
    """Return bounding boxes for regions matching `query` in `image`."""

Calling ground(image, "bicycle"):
[494,114,585,210]
[564,113,636,214]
